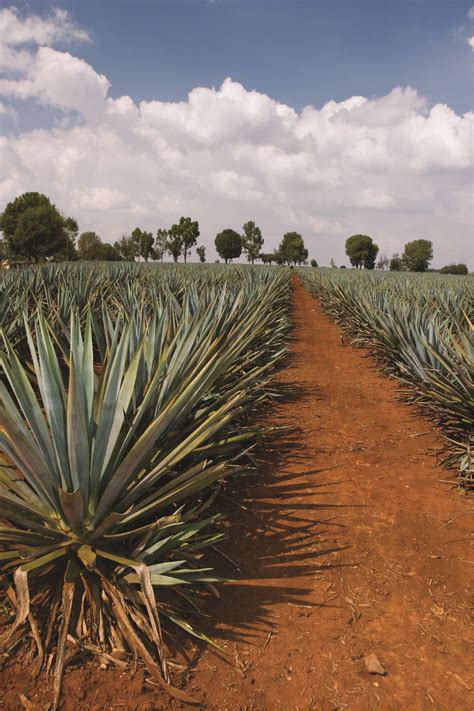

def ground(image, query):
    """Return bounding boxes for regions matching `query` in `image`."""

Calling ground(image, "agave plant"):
[300,268,474,485]
[0,270,289,707]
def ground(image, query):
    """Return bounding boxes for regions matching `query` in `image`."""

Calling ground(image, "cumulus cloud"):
[0,9,472,266]
[468,7,474,48]
[0,6,90,71]
[0,7,105,119]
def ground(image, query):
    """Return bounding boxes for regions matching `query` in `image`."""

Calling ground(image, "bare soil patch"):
[2,276,472,710]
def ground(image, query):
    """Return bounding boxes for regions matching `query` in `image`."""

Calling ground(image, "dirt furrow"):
[187,276,473,711]
[2,276,472,710]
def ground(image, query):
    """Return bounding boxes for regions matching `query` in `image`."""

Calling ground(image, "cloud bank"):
[0,7,473,266]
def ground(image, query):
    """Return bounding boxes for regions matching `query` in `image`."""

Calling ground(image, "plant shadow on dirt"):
[177,377,357,679]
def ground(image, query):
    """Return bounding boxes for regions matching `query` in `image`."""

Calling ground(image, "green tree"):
[166,232,183,262]
[377,253,389,270]
[0,192,76,262]
[345,234,379,269]
[402,239,433,272]
[439,263,468,275]
[129,228,142,261]
[0,192,50,242]
[196,245,206,263]
[88,243,120,261]
[53,216,79,261]
[78,231,102,260]
[310,259,318,267]
[130,228,154,261]
[12,205,66,262]
[278,232,308,265]
[215,229,242,263]
[389,254,402,271]
[113,234,136,261]
[274,248,285,265]
[260,253,274,265]
[154,228,168,262]
[168,217,200,263]
[78,231,119,261]
[241,221,264,263]
[139,230,154,261]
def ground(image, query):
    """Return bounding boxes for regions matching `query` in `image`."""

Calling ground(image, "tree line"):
[343,234,468,274]
[0,192,469,274]
[0,192,309,266]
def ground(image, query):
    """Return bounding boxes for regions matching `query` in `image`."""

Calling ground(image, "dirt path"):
[2,277,473,710]
[185,277,474,710]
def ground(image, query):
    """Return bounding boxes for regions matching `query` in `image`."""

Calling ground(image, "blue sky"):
[0,1,473,266]
[10,0,474,113]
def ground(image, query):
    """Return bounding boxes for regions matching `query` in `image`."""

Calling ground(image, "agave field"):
[1,262,472,709]
[300,268,474,484]
[0,263,290,707]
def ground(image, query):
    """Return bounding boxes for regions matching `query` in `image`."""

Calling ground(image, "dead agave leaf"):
[0,569,30,649]
[364,652,387,675]
[18,694,35,710]
[52,580,75,711]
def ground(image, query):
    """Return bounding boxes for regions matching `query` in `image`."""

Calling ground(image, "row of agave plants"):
[300,268,474,487]
[0,262,256,355]
[0,263,291,707]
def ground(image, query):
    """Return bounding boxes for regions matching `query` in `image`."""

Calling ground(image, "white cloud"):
[0,9,472,267]
[0,7,90,46]
[72,187,128,211]
[0,6,103,118]
[0,7,90,71]
[30,47,109,119]
[468,7,474,48]
[0,47,109,119]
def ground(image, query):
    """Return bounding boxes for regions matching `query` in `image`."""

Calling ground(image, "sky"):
[0,0,473,266]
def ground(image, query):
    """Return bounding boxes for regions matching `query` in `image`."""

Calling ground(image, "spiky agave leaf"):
[0,270,290,707]
[300,268,473,484]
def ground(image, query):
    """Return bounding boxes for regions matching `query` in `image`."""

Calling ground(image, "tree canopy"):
[113,234,136,261]
[376,253,389,270]
[168,216,200,263]
[241,221,264,263]
[278,232,308,265]
[196,245,206,263]
[154,228,168,262]
[402,239,433,272]
[94,243,119,261]
[79,232,119,261]
[78,231,102,260]
[345,234,379,269]
[0,192,76,262]
[439,263,468,275]
[166,232,183,263]
[131,227,154,261]
[389,254,403,271]
[215,229,242,263]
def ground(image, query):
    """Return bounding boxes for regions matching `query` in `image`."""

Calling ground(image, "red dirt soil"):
[1,277,473,710]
